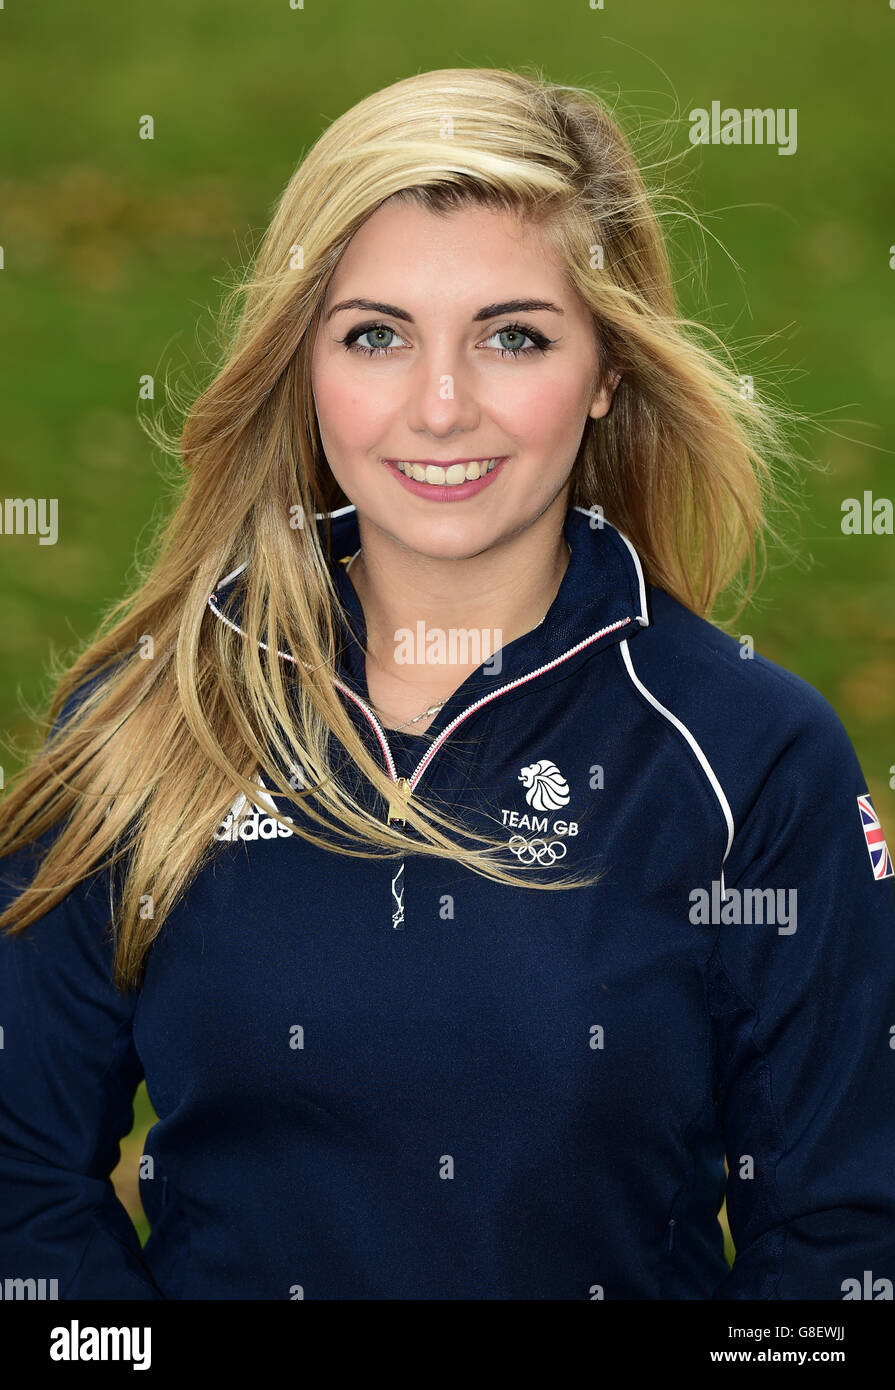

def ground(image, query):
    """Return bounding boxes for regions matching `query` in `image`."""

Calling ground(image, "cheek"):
[311,357,393,453]
[491,370,592,454]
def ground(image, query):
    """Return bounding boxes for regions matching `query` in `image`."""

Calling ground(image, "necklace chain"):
[344,541,570,733]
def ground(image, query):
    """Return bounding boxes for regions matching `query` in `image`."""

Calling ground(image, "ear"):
[588,368,622,420]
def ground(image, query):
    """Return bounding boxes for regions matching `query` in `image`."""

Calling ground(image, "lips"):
[383,456,508,501]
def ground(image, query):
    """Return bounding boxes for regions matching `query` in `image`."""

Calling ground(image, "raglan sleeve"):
[0,686,165,1300]
[707,680,895,1300]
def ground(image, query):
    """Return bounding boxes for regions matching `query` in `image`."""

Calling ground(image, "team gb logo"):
[518,759,571,811]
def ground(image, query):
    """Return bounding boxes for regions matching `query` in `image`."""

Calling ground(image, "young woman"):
[2,67,894,1302]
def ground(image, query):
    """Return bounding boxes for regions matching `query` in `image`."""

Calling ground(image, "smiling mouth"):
[389,458,503,486]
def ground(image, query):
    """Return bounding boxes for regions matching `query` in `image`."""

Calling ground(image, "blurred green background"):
[2,0,893,1271]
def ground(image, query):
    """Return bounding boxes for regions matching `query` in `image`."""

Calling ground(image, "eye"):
[337,319,556,359]
[339,323,408,356]
[481,323,556,358]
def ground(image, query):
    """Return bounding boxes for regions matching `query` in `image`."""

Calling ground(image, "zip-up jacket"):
[1,502,894,1300]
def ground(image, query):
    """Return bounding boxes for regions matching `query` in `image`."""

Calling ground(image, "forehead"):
[324,198,566,303]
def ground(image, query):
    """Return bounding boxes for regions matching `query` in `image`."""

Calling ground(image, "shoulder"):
[629,585,845,732]
[47,661,119,739]
[618,585,863,826]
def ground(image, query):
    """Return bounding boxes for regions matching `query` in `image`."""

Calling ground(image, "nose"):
[402,348,481,439]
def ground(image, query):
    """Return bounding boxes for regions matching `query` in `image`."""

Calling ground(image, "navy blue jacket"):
[2,502,895,1300]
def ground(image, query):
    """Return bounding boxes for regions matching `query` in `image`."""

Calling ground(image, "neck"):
[345,494,573,691]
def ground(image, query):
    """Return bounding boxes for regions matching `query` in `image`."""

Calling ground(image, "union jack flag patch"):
[857,793,894,880]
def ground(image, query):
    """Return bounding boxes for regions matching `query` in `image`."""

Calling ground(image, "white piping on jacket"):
[619,638,735,888]
[573,505,649,626]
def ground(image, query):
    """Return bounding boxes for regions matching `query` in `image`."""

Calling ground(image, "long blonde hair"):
[0,66,806,991]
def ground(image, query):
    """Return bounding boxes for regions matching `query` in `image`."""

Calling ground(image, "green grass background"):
[2,0,894,1271]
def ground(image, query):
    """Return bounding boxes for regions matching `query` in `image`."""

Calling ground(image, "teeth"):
[395,459,500,485]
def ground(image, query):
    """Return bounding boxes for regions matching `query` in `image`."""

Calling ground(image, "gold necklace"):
[345,542,571,733]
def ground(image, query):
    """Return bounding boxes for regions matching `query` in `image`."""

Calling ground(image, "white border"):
[619,638,735,866]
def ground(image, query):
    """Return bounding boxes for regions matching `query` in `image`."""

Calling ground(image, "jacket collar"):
[325,500,648,685]
[208,502,651,741]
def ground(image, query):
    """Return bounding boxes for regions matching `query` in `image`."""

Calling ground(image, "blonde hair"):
[0,66,807,991]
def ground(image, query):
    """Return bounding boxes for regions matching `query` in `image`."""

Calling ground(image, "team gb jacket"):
[1,501,894,1301]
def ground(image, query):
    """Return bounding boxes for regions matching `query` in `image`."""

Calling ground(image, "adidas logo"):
[214,773,295,841]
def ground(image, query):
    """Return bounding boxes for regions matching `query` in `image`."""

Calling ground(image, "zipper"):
[330,614,636,930]
[207,574,642,930]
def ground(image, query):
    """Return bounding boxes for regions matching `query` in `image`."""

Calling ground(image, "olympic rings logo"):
[507,834,568,865]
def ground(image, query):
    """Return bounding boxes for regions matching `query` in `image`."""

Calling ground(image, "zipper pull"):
[390,858,406,930]
[386,779,412,930]
[387,777,413,825]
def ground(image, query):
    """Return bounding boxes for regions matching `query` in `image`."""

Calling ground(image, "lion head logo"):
[518,759,571,811]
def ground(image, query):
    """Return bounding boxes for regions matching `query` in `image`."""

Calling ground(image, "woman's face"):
[310,197,617,560]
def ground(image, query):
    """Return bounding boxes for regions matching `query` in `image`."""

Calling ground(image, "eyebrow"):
[324,297,565,323]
